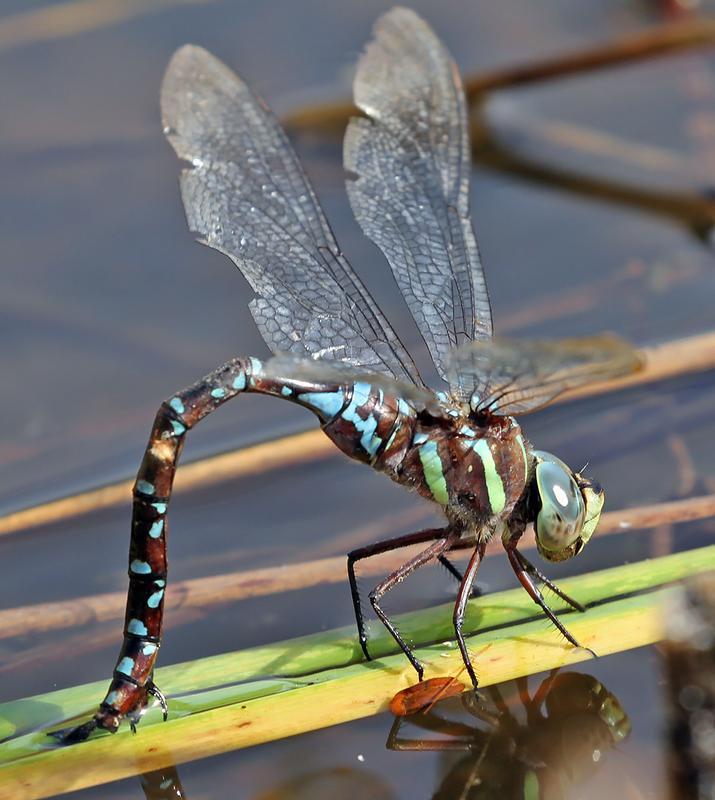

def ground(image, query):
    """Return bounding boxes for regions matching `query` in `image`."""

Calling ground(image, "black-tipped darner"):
[58,7,641,742]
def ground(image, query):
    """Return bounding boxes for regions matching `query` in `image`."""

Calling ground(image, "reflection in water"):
[386,671,630,800]
[140,765,395,800]
[140,768,186,800]
[662,576,715,800]
[251,767,395,800]
[136,671,629,800]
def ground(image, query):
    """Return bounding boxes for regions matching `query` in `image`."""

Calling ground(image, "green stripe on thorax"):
[418,440,449,506]
[472,438,506,514]
[516,433,529,483]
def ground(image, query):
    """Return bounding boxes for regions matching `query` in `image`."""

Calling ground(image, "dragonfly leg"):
[438,554,463,582]
[513,549,585,612]
[452,542,486,689]
[386,710,476,751]
[147,679,169,721]
[503,538,595,656]
[368,531,461,679]
[140,766,186,799]
[438,554,483,598]
[347,527,453,661]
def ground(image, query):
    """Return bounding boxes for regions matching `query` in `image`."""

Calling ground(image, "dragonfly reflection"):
[58,8,640,742]
[136,671,629,800]
[387,671,631,800]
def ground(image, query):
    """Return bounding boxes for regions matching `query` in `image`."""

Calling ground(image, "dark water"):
[2,0,715,797]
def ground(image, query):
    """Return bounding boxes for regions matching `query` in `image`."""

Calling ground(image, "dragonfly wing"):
[345,8,492,397]
[447,335,643,415]
[161,45,423,385]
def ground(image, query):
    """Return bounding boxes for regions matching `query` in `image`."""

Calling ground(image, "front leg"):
[348,528,454,661]
[368,530,462,680]
[503,531,594,656]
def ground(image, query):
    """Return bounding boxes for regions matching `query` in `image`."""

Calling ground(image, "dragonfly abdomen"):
[315,382,417,470]
[247,367,418,471]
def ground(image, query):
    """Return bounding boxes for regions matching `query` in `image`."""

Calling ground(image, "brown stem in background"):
[284,20,715,240]
[463,18,715,99]
[282,19,715,134]
[0,0,213,53]
[0,493,712,643]
[472,129,715,243]
[0,429,335,537]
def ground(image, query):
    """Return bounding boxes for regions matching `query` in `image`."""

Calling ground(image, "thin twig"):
[282,19,715,133]
[472,129,715,242]
[0,0,212,52]
[667,434,698,497]
[562,331,715,402]
[0,493,711,642]
[0,429,333,537]
[464,19,715,98]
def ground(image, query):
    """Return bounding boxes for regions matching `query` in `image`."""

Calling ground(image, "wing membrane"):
[345,7,492,396]
[448,335,643,415]
[161,45,423,385]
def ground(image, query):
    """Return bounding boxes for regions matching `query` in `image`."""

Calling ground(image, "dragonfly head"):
[530,451,605,562]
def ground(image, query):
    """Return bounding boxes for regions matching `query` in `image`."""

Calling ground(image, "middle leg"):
[348,528,453,661]
[368,529,462,680]
[437,554,483,599]
[348,529,475,661]
[452,542,487,688]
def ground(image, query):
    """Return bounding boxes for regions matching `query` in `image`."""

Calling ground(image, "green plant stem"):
[0,546,713,798]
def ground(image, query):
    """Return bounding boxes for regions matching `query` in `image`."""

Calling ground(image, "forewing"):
[161,45,422,385]
[344,7,492,396]
[448,335,643,415]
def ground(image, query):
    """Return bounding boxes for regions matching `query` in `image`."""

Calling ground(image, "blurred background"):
[2,0,715,797]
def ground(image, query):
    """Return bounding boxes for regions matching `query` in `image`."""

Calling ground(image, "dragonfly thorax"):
[387,412,532,533]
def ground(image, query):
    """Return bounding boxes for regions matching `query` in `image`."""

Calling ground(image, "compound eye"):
[534,459,585,554]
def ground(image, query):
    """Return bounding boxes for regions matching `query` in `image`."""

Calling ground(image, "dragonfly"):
[58,7,641,742]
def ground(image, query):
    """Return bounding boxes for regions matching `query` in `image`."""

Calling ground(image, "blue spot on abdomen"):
[340,382,382,458]
[298,389,346,421]
[136,480,155,496]
[147,589,165,608]
[116,657,135,677]
[169,397,185,415]
[127,618,148,636]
